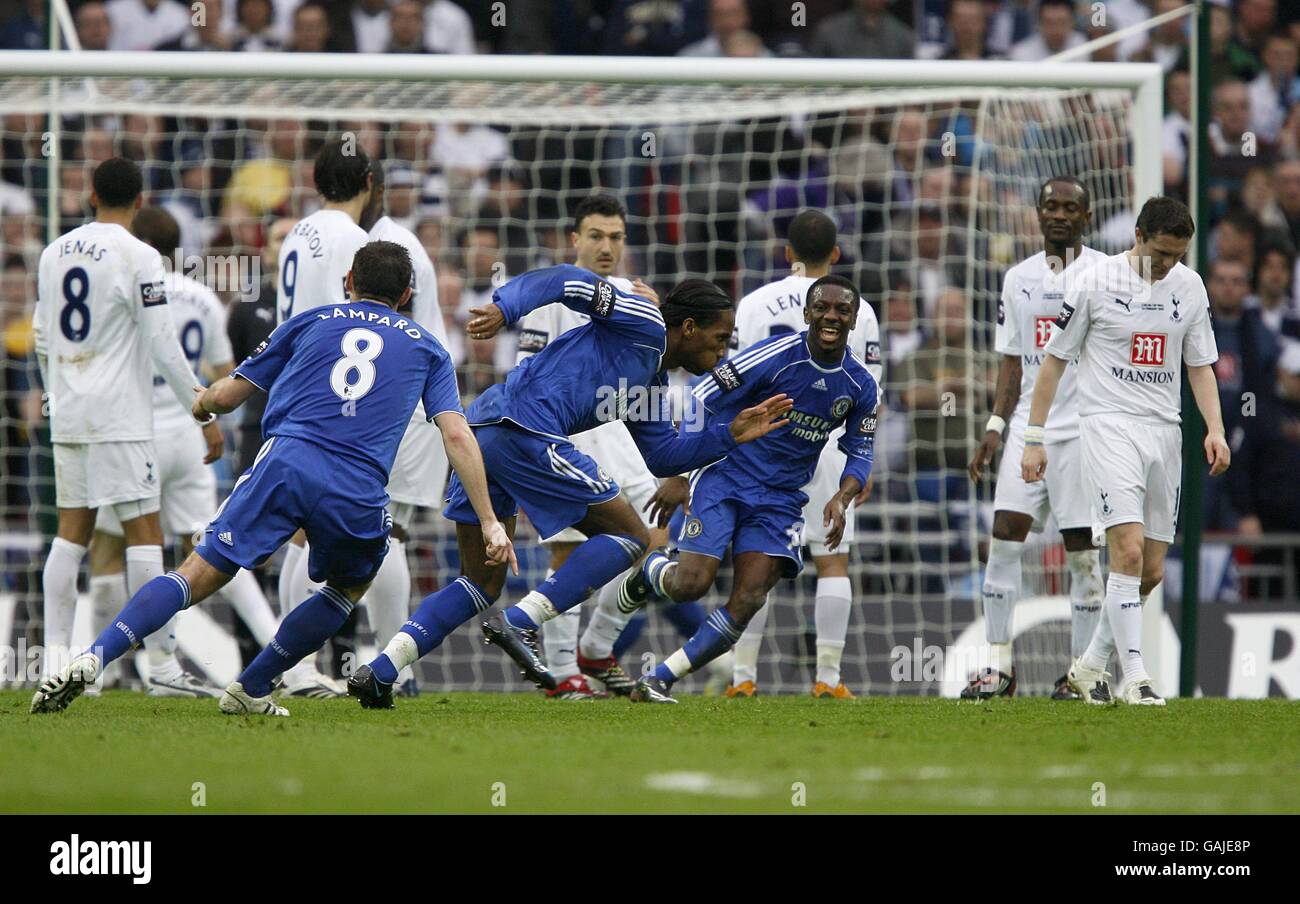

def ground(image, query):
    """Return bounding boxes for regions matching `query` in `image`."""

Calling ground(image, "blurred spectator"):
[160,143,216,260]
[1253,244,1300,342]
[387,0,430,52]
[1208,3,1261,84]
[232,0,282,51]
[287,2,336,52]
[1008,0,1084,62]
[1145,0,1190,72]
[939,0,998,61]
[1229,343,1300,550]
[429,122,508,211]
[720,28,765,56]
[603,0,708,56]
[474,162,534,273]
[1248,33,1300,145]
[383,166,422,229]
[979,0,1037,58]
[1212,209,1260,270]
[678,0,768,57]
[1240,166,1288,237]
[351,0,391,53]
[1209,80,1275,218]
[415,216,443,261]
[1274,159,1300,251]
[1084,20,1121,64]
[222,118,302,221]
[425,0,476,54]
[809,0,914,60]
[74,1,113,51]
[159,0,234,50]
[1234,0,1276,58]
[1162,68,1191,198]
[1096,0,1156,62]
[0,0,44,50]
[105,0,191,51]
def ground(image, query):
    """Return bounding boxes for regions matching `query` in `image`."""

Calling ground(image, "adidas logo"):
[812,378,828,390]
[218,531,234,546]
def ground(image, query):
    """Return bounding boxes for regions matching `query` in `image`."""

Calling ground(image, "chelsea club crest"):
[831,396,852,419]
[683,518,704,539]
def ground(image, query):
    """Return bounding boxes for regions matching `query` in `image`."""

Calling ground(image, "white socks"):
[982,538,1023,673]
[539,568,581,681]
[278,541,305,617]
[220,568,279,646]
[364,538,414,683]
[578,568,635,660]
[88,573,127,687]
[814,576,852,687]
[42,537,86,676]
[1102,572,1148,685]
[731,596,768,686]
[1066,548,1105,659]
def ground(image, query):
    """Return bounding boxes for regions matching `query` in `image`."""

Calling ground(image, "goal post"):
[0,51,1167,694]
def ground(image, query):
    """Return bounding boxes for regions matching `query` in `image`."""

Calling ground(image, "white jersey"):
[995,246,1107,443]
[152,272,234,432]
[733,274,883,387]
[516,275,655,487]
[34,222,197,444]
[1045,254,1218,425]
[276,209,368,323]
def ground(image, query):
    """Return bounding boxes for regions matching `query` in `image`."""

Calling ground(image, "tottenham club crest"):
[683,517,704,539]
[831,396,852,420]
[1100,490,1112,517]
[1170,295,1182,322]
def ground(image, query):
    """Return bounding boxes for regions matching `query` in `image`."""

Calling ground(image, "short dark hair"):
[351,241,411,307]
[1135,196,1195,240]
[1207,257,1248,280]
[787,209,838,265]
[807,274,860,310]
[92,157,143,208]
[1038,175,1091,211]
[571,194,626,234]
[314,137,371,203]
[1039,0,1075,14]
[132,206,180,256]
[661,278,732,328]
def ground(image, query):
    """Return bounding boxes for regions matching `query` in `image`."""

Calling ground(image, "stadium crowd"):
[1,0,1299,606]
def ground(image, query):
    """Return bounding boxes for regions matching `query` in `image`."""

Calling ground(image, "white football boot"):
[1121,679,1166,706]
[30,652,101,714]
[1066,658,1116,706]
[219,681,290,716]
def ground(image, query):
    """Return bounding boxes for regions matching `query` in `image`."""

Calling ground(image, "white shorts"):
[387,417,448,511]
[994,430,1093,532]
[55,440,162,517]
[1079,414,1182,543]
[543,475,658,545]
[802,441,856,557]
[95,424,215,538]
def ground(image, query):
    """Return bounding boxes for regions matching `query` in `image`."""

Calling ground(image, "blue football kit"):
[673,331,878,577]
[199,298,462,586]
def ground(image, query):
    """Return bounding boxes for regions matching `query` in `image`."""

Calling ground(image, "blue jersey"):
[471,264,738,477]
[690,331,878,492]
[235,298,463,487]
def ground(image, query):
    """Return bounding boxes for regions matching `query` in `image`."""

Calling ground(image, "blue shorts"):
[674,466,806,579]
[443,421,620,540]
[196,436,391,587]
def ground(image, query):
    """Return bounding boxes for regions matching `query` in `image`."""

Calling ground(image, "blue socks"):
[238,586,355,698]
[653,607,742,683]
[370,576,493,684]
[505,534,645,630]
[89,573,190,665]
[611,601,708,658]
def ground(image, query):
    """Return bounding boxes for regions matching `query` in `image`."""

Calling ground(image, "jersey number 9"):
[279,250,298,322]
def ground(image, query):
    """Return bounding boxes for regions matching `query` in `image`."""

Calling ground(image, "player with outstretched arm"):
[1021,196,1229,706]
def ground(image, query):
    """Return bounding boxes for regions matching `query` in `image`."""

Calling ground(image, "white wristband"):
[1023,424,1045,445]
[984,415,1007,436]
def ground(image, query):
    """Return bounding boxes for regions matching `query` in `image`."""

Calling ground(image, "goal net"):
[0,54,1162,695]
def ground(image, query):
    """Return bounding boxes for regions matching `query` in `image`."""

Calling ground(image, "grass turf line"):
[2,692,1297,814]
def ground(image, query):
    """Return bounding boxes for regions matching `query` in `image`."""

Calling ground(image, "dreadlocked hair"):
[660,278,733,327]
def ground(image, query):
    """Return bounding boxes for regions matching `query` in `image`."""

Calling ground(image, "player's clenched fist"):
[482,520,518,574]
[1021,443,1047,483]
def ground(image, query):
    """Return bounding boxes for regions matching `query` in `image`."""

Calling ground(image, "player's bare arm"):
[969,353,1022,481]
[1187,363,1231,476]
[196,361,236,464]
[193,374,258,418]
[822,475,863,552]
[1021,353,1067,482]
[435,410,518,574]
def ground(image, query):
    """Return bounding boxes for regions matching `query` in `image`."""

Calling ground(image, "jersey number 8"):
[60,267,91,342]
[330,328,384,401]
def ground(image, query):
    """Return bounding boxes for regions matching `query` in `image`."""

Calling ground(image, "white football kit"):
[733,274,882,555]
[993,246,1107,531]
[34,222,199,515]
[369,215,451,524]
[276,209,368,323]
[1044,254,1218,542]
[97,273,233,537]
[516,274,658,543]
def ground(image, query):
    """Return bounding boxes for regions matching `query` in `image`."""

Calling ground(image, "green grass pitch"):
[2,691,1297,814]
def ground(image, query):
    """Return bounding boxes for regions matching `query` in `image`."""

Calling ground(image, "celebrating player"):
[619,275,879,704]
[347,269,793,707]
[355,161,451,696]
[30,241,510,716]
[32,158,210,688]
[721,209,882,699]
[88,207,279,697]
[275,137,375,698]
[1022,196,1229,706]
[962,177,1107,700]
